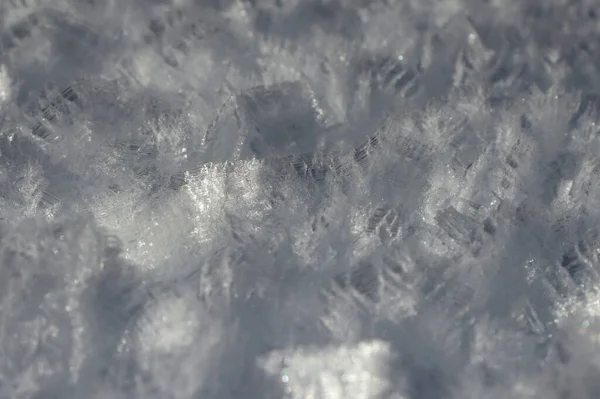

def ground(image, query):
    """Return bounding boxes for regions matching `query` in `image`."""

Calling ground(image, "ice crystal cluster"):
[3,0,600,398]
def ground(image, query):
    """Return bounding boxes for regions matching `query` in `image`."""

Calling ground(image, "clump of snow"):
[259,340,396,399]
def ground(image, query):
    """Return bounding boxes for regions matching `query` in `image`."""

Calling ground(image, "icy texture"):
[3,0,600,398]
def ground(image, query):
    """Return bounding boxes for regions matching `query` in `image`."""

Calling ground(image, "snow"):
[2,0,600,398]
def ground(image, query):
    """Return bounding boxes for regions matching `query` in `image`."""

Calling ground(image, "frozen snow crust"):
[2,0,600,398]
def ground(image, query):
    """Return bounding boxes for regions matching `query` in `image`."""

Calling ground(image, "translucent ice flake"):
[200,95,246,164]
[258,340,397,399]
[201,81,331,164]
[240,81,329,155]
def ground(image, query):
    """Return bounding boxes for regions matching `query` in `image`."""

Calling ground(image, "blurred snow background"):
[2,0,600,398]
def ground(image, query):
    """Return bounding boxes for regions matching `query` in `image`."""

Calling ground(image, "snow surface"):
[2,0,600,398]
